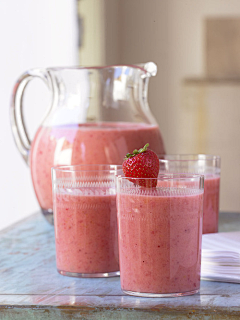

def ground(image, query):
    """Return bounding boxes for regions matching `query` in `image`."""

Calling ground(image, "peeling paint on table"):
[0,212,240,319]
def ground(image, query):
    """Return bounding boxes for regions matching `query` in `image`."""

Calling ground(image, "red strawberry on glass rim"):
[122,143,159,188]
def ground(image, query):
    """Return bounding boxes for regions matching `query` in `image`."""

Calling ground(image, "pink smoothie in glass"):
[31,122,164,212]
[53,189,119,275]
[157,175,220,234]
[117,188,203,295]
[203,175,220,234]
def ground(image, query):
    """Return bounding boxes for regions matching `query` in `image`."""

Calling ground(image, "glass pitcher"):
[10,62,165,224]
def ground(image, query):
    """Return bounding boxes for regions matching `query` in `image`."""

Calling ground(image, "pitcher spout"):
[138,62,157,77]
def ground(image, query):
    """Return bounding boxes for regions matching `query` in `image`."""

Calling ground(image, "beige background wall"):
[78,0,240,212]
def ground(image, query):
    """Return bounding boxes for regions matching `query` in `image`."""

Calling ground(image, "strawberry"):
[122,143,159,187]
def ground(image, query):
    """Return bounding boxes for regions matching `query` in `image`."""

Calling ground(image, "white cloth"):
[201,231,240,283]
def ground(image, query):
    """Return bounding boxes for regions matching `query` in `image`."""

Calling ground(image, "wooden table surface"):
[0,212,240,320]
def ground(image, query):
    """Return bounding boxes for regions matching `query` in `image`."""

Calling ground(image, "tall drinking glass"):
[158,155,221,234]
[117,174,204,297]
[52,164,121,277]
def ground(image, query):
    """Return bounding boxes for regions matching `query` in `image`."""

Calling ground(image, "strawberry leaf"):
[124,143,150,159]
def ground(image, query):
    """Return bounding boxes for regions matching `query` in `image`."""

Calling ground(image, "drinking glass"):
[158,154,221,234]
[52,164,121,277]
[117,174,204,297]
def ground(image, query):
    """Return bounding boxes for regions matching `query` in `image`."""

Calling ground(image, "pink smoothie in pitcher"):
[53,189,119,275]
[31,122,164,212]
[117,188,203,295]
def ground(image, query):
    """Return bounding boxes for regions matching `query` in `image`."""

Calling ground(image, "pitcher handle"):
[10,69,52,166]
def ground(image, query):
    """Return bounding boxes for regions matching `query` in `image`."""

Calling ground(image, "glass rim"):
[157,154,221,161]
[117,173,204,181]
[52,164,122,173]
[46,64,149,74]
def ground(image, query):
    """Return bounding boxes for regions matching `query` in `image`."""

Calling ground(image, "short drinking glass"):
[117,174,204,297]
[52,164,121,277]
[158,154,221,234]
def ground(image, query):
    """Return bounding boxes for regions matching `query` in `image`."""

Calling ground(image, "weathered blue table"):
[0,212,240,319]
